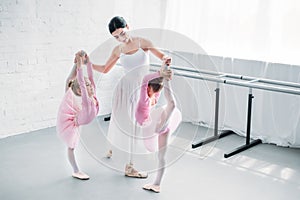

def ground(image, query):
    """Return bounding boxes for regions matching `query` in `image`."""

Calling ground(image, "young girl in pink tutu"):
[135,64,182,193]
[57,51,99,180]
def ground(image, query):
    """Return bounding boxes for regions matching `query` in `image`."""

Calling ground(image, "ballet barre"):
[150,63,300,158]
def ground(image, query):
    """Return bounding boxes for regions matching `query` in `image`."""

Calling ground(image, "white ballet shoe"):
[143,184,160,193]
[72,172,90,180]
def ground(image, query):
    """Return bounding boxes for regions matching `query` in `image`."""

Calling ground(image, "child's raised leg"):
[155,80,176,133]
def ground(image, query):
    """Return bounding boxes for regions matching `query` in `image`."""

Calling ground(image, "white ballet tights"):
[153,132,169,186]
[155,80,175,133]
[68,148,79,173]
[153,79,176,186]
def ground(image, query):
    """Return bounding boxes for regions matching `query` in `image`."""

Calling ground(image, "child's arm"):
[74,47,119,74]
[135,71,161,125]
[75,56,92,125]
[65,64,77,92]
[86,55,95,90]
[139,71,161,102]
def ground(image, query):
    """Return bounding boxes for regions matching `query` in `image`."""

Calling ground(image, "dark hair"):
[148,77,164,93]
[108,16,127,34]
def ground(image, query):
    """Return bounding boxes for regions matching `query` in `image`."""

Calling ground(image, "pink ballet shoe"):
[106,150,112,158]
[125,163,148,178]
[72,172,90,180]
[143,184,160,193]
[158,127,170,135]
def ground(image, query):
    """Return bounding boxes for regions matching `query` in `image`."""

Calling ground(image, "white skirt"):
[107,65,150,153]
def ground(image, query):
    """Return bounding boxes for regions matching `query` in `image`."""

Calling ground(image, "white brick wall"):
[0,0,164,137]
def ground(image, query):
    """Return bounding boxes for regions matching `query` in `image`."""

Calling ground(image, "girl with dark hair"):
[135,66,182,193]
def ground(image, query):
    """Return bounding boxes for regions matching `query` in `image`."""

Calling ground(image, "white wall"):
[0,0,164,137]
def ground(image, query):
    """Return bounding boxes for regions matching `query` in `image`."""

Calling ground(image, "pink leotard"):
[136,72,182,152]
[135,71,161,125]
[56,62,99,148]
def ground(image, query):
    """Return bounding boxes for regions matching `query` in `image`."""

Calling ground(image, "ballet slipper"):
[143,184,160,193]
[72,172,90,180]
[106,150,112,158]
[124,163,148,178]
[158,127,170,135]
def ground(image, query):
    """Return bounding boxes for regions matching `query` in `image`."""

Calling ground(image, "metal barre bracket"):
[224,88,262,158]
[192,82,235,149]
